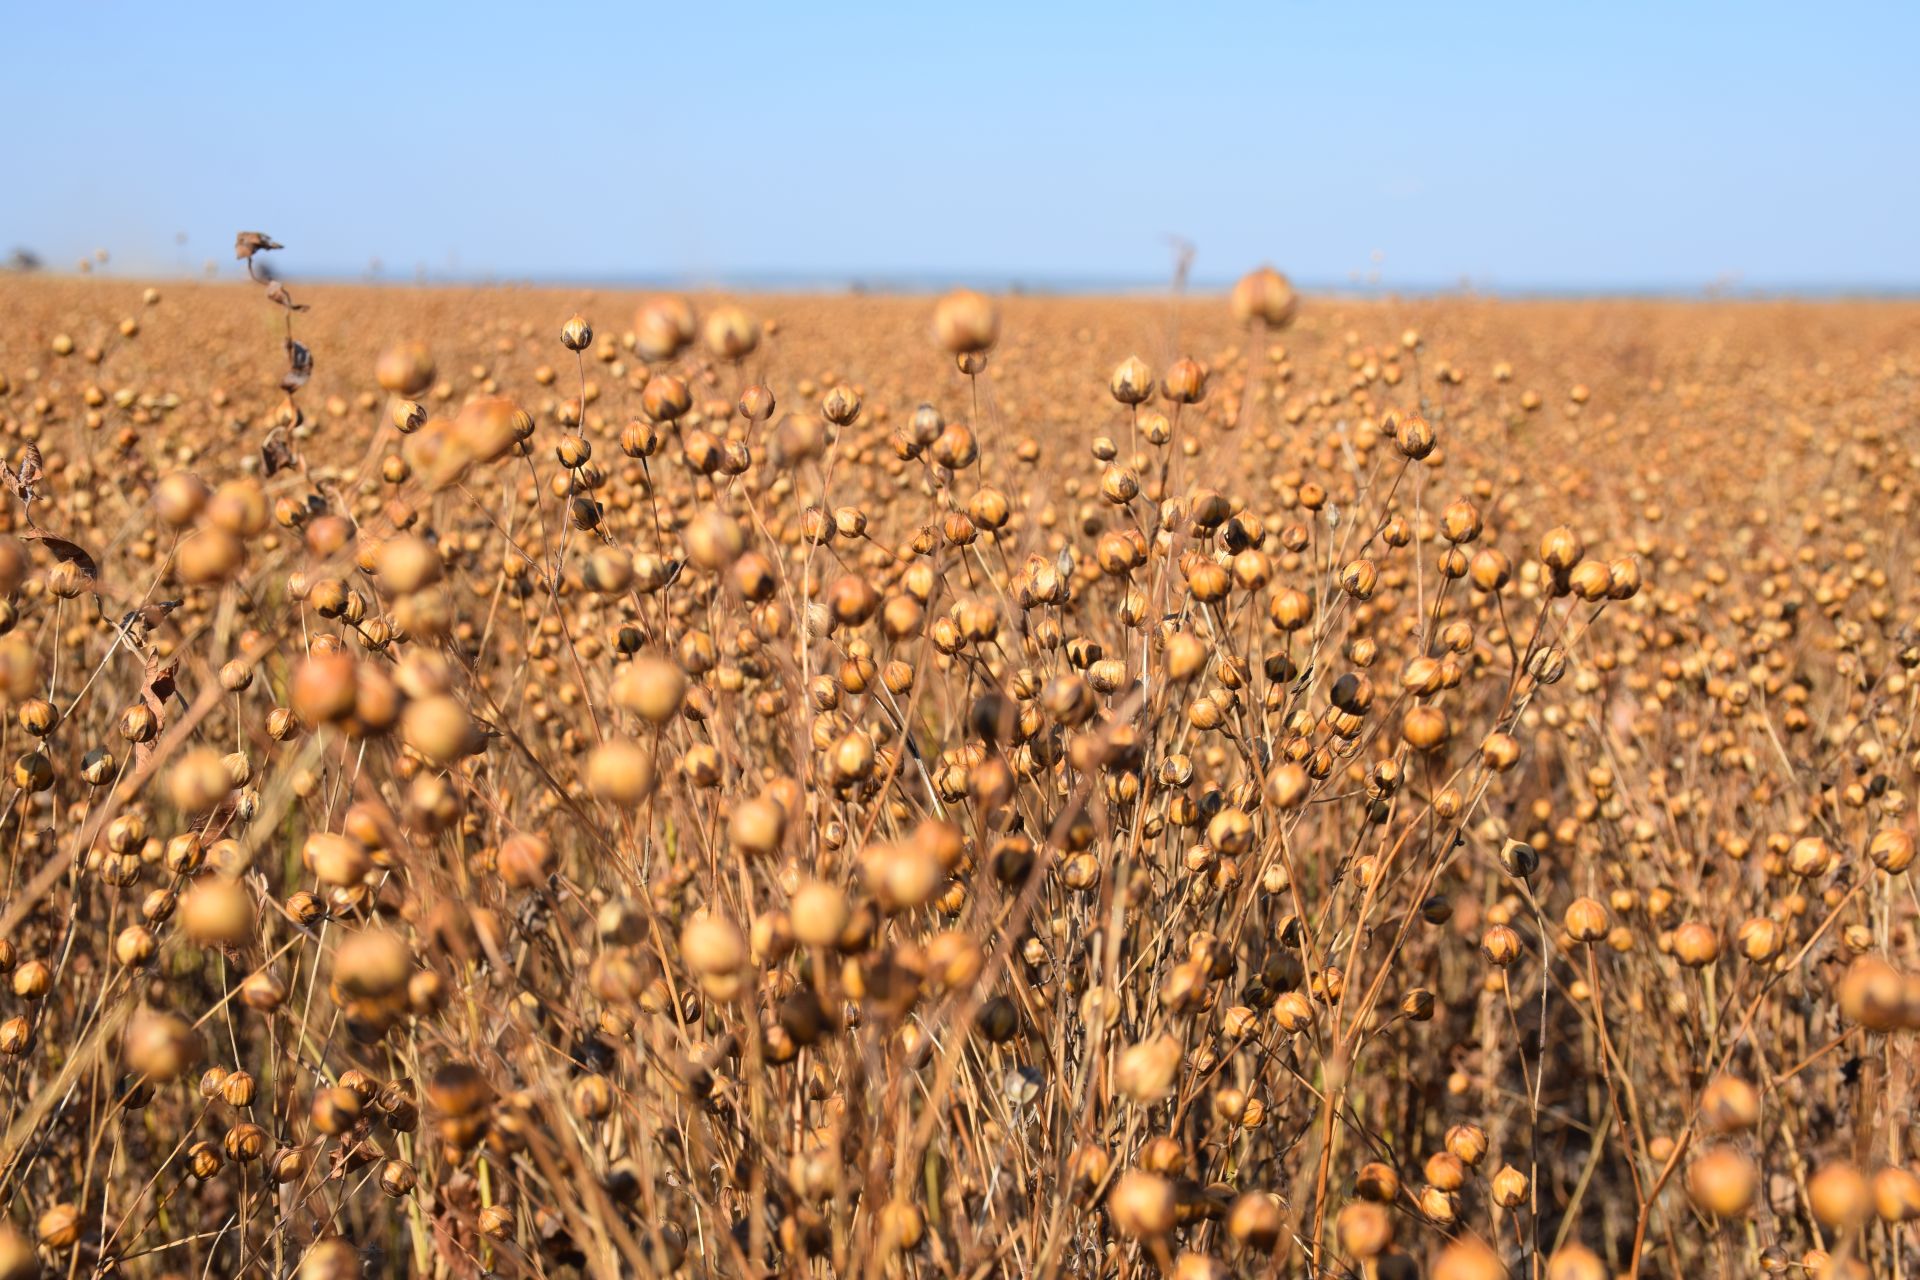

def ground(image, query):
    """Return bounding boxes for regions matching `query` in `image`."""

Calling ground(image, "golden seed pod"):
[115,924,156,967]
[268,1146,309,1184]
[379,1159,418,1197]
[729,794,787,857]
[681,912,746,978]
[1836,954,1905,1029]
[391,398,426,433]
[1230,265,1297,329]
[123,1008,203,1083]
[375,341,435,395]
[1700,1075,1760,1133]
[1115,1035,1182,1104]
[790,881,851,948]
[153,471,211,526]
[1810,1161,1872,1229]
[739,382,777,421]
[10,961,49,1000]
[703,305,761,361]
[1161,357,1207,404]
[375,534,441,593]
[587,738,657,806]
[497,832,555,889]
[1171,1253,1227,1280]
[401,694,480,765]
[1430,1237,1503,1280]
[222,1069,257,1107]
[305,831,372,888]
[0,1016,30,1057]
[176,524,245,584]
[1445,1122,1489,1167]
[1480,924,1522,967]
[1401,706,1450,751]
[684,509,747,570]
[879,1200,924,1252]
[1469,547,1512,592]
[180,877,255,946]
[560,313,593,352]
[331,928,413,999]
[1491,1163,1529,1208]
[290,651,358,725]
[1672,920,1720,967]
[932,289,999,354]
[1686,1144,1756,1217]
[0,1221,36,1278]
[1108,1170,1176,1239]
[1426,1151,1466,1192]
[635,295,696,360]
[1735,916,1783,963]
[1226,1190,1283,1249]
[1871,827,1915,874]
[36,1203,80,1251]
[1110,356,1154,406]
[1568,558,1612,600]
[241,967,288,1011]
[1564,897,1610,943]
[298,1237,363,1280]
[1539,524,1584,573]
[452,396,529,469]
[1336,1200,1392,1257]
[821,382,862,426]
[1873,1165,1920,1223]
[1546,1244,1607,1280]
[612,655,687,724]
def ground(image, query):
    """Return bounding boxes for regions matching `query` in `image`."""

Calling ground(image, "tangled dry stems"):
[0,258,1915,1280]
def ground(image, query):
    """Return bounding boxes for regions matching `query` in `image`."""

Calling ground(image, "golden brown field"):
[0,264,1918,1280]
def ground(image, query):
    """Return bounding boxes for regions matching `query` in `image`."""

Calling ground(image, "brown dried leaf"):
[234,231,283,260]
[19,529,98,579]
[16,443,41,492]
[262,435,297,477]
[282,339,313,393]
[264,280,310,312]
[134,652,178,772]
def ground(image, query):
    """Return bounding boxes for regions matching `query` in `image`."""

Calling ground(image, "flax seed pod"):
[1431,1238,1502,1280]
[1230,266,1297,329]
[1108,1170,1176,1239]
[933,290,998,354]
[699,307,759,363]
[1871,828,1915,874]
[376,342,435,395]
[1492,1164,1529,1208]
[1687,1145,1756,1216]
[1700,1075,1760,1133]
[1402,706,1450,751]
[1547,1245,1607,1280]
[587,738,656,806]
[1111,357,1154,406]
[1564,897,1609,943]
[1336,1200,1392,1258]
[1810,1161,1871,1229]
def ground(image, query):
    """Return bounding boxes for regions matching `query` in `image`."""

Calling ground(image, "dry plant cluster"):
[0,244,1916,1280]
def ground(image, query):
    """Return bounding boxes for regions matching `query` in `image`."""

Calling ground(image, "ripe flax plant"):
[0,267,1915,1280]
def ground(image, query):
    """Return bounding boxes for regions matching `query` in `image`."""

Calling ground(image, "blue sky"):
[4,2,1916,290]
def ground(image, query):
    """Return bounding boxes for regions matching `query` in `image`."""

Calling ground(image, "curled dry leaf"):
[264,280,310,312]
[234,230,282,259]
[282,339,313,392]
[20,528,100,579]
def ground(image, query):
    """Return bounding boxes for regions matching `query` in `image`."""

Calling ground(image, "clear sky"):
[4,2,1916,291]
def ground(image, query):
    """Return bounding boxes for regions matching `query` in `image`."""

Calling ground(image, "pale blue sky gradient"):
[4,2,1916,291]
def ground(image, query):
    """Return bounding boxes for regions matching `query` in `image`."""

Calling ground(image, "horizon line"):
[11,263,1920,302]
